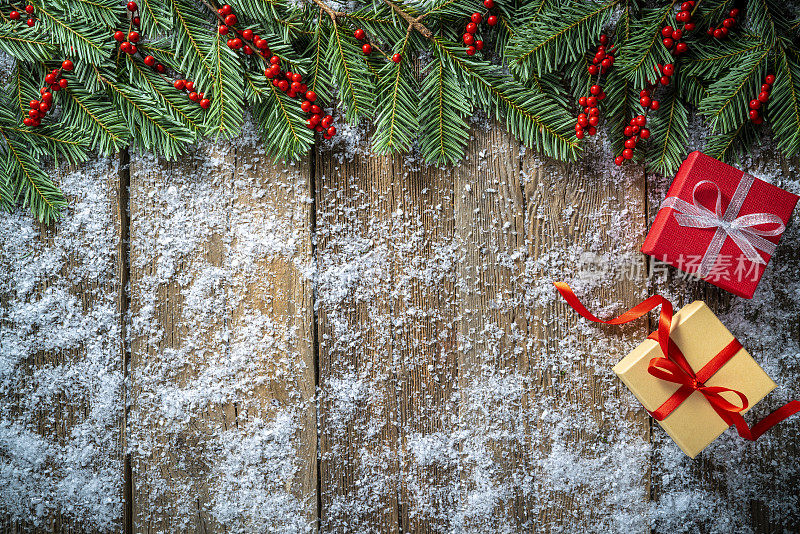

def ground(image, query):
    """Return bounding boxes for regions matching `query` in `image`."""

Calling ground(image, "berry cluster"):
[217,5,271,58]
[8,4,35,26]
[707,8,738,39]
[661,1,695,56]
[263,59,337,138]
[173,79,210,109]
[613,64,668,165]
[301,93,336,139]
[113,1,143,55]
[142,54,166,73]
[749,74,775,125]
[575,35,612,140]
[462,0,498,56]
[23,60,74,128]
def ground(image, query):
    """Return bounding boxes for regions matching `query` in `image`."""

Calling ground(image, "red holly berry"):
[634,115,646,126]
[42,92,52,104]
[242,29,253,40]
[752,116,764,125]
[9,11,20,20]
[614,155,624,166]
[723,18,735,28]
[471,13,482,24]
[60,60,74,71]
[25,4,33,13]
[766,74,776,85]
[128,31,139,43]
[184,81,194,92]
[126,1,137,11]
[26,18,34,26]
[278,80,289,92]
[300,100,312,113]
[242,45,253,55]
[217,25,229,35]
[23,117,34,126]
[675,42,688,54]
[466,22,477,34]
[133,16,140,26]
[487,15,497,26]
[639,128,650,139]
[730,8,740,17]
[200,98,211,109]
[749,109,760,120]
[224,14,236,25]
[466,46,476,56]
[221,4,232,15]
[142,55,155,67]
[306,119,316,129]
[588,116,599,126]
[58,78,68,88]
[600,34,608,46]
[713,28,723,39]
[685,22,695,31]
[590,85,601,95]
[120,41,132,53]
[639,96,651,108]
[588,65,599,75]
[174,80,185,91]
[270,55,280,65]
[114,30,125,42]
[475,40,484,51]
[681,1,692,11]
[758,91,769,102]
[749,99,761,110]
[354,28,366,40]
[578,96,587,107]
[662,64,674,76]
[230,38,243,49]
[362,43,372,55]
[660,76,670,86]
[622,148,633,159]
[321,115,333,128]
[483,0,494,8]
[661,26,673,37]
[392,53,401,63]
[588,126,597,136]
[662,38,674,49]
[463,33,474,45]
[650,100,660,110]
[188,91,198,101]
[587,96,597,107]
[625,138,637,149]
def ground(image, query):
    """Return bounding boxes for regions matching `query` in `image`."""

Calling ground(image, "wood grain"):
[128,141,316,532]
[0,159,125,533]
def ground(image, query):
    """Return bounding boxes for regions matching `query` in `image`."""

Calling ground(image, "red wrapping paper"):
[642,151,799,298]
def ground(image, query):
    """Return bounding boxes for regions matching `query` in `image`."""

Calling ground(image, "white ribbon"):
[659,173,785,278]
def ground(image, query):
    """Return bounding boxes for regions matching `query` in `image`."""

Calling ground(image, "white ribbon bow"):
[659,173,785,278]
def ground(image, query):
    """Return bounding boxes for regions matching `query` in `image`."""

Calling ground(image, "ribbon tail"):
[711,400,800,441]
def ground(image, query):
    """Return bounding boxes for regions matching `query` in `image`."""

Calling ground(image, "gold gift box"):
[613,301,776,458]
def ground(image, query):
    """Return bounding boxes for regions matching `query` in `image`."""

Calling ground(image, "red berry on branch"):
[200,98,211,109]
[681,1,692,11]
[42,92,52,103]
[587,96,597,107]
[588,65,598,75]
[321,115,333,128]
[600,34,608,45]
[315,124,323,132]
[301,100,312,112]
[622,148,633,159]
[174,79,185,90]
[143,55,155,66]
[483,0,494,8]
[127,1,137,11]
[487,15,497,26]
[354,28,365,40]
[635,115,646,126]
[675,42,688,54]
[25,4,33,13]
[26,18,34,26]
[588,126,597,135]
[9,11,20,20]
[326,125,336,137]
[114,31,125,42]
[662,63,674,76]
[304,91,316,103]
[577,114,588,127]
[466,45,476,56]
[58,78,68,88]
[242,29,253,40]
[392,53,401,62]
[29,100,39,109]
[662,38,674,49]
[128,31,139,42]
[218,25,228,34]
[758,91,769,102]
[242,45,253,55]
[475,40,484,51]
[588,116,599,126]
[231,38,242,49]
[749,109,760,120]
[639,96,651,108]
[730,8,739,17]
[62,60,74,71]
[601,58,611,69]
[661,26,673,37]
[723,18,735,28]
[277,80,288,91]
[120,41,131,53]
[752,116,764,124]
[650,100,660,110]
[225,14,236,25]
[23,117,34,126]
[590,85,601,95]
[598,91,606,100]
[156,63,165,73]
[362,43,372,55]
[713,28,723,39]
[466,22,477,34]
[185,81,194,91]
[749,99,761,109]
[614,155,624,166]
[624,126,633,136]
[463,33,474,45]
[576,130,585,139]
[133,16,140,26]
[588,107,599,117]
[660,76,670,86]
[270,55,280,65]
[188,91,198,101]
[471,12,482,24]
[671,29,682,40]
[578,96,587,106]
[685,22,695,30]
[639,128,650,139]
[766,74,776,84]
[625,138,636,149]
[221,4,232,15]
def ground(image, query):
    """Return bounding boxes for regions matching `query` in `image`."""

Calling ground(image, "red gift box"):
[642,151,799,298]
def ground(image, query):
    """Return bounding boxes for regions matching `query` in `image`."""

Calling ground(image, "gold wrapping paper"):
[613,301,776,458]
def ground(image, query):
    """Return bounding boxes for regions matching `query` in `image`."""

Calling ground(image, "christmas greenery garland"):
[0,0,798,223]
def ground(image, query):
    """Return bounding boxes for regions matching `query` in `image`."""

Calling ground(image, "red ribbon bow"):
[554,282,800,442]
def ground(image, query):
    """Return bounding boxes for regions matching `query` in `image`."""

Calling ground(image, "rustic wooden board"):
[128,141,316,532]
[522,147,651,530]
[0,159,125,533]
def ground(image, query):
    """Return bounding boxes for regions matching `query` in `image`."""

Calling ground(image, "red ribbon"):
[554,281,800,442]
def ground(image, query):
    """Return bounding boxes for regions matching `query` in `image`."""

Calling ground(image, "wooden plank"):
[646,155,800,533]
[0,158,126,532]
[315,141,400,533]
[128,140,316,532]
[521,146,651,530]
[315,136,461,532]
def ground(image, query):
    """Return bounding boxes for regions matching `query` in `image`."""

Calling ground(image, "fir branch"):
[61,84,129,154]
[418,55,470,164]
[684,35,766,79]
[324,20,375,121]
[0,25,53,62]
[506,0,618,80]
[203,31,244,138]
[434,38,579,160]
[31,1,111,64]
[647,86,688,175]
[169,0,215,93]
[0,130,67,221]
[138,0,170,35]
[769,47,800,155]
[252,81,314,160]
[699,45,770,132]
[704,120,761,162]
[617,3,677,88]
[372,35,418,154]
